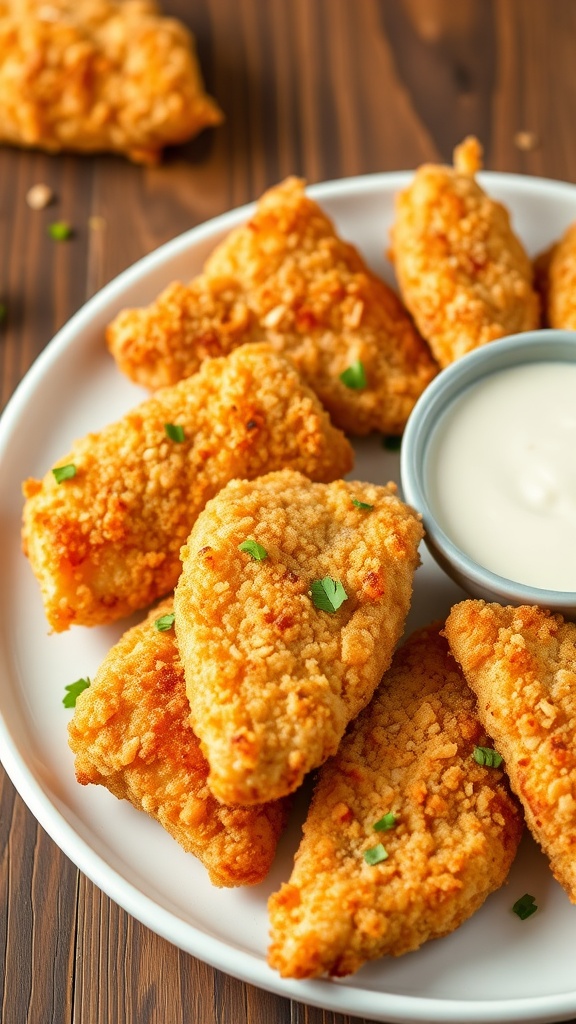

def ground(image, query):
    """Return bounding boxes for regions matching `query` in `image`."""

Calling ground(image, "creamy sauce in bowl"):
[426,361,576,592]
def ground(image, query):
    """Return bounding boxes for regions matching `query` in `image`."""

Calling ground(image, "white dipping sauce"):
[426,361,576,591]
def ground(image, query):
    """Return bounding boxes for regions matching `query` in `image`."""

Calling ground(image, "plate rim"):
[2,169,576,1024]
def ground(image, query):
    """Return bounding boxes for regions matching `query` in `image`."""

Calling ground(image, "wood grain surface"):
[1,1,575,1022]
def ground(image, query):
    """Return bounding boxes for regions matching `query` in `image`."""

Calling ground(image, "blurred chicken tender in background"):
[390,137,540,367]
[0,0,222,163]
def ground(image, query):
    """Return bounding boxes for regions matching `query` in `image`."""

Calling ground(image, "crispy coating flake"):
[390,137,540,367]
[445,600,576,904]
[174,470,423,806]
[106,177,438,435]
[0,0,222,164]
[268,624,522,978]
[533,222,576,329]
[22,344,353,632]
[68,599,289,886]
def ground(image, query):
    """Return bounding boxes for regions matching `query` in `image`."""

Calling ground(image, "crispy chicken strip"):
[106,177,438,435]
[0,0,222,164]
[68,599,289,886]
[533,222,576,329]
[445,600,576,903]
[22,344,353,632]
[390,137,540,367]
[174,469,423,806]
[268,624,522,978]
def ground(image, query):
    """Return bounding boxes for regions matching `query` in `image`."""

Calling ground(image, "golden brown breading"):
[268,624,522,978]
[106,177,438,435]
[533,222,576,329]
[0,0,222,164]
[68,599,289,887]
[22,344,353,632]
[174,470,423,806]
[390,137,540,367]
[445,600,576,904]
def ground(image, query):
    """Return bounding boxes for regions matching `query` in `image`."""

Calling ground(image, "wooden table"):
[1,1,575,1021]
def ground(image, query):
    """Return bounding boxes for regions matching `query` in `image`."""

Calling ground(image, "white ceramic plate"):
[1,172,576,1024]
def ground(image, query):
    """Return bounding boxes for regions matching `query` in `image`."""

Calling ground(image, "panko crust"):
[268,624,522,979]
[22,344,353,632]
[390,137,540,368]
[445,600,576,903]
[68,599,289,887]
[534,222,576,329]
[106,176,438,435]
[0,0,222,164]
[174,469,423,806]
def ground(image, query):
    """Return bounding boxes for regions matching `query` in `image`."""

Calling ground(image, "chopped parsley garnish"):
[155,612,175,631]
[238,539,268,561]
[473,746,503,768]
[48,221,73,241]
[512,894,538,920]
[363,843,389,866]
[374,812,397,832]
[63,677,90,708]
[351,497,374,511]
[52,463,76,484]
[339,360,367,390]
[164,423,185,443]
[382,435,402,451]
[310,577,348,613]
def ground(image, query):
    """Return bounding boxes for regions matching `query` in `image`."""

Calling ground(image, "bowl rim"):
[400,328,576,606]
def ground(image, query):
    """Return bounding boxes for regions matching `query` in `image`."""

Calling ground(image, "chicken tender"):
[268,624,522,979]
[68,599,289,886]
[22,344,353,632]
[445,600,576,904]
[390,137,540,367]
[533,222,576,329]
[174,470,423,806]
[0,0,222,164]
[106,177,438,435]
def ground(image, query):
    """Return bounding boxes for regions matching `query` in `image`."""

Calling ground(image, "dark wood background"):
[1,1,575,1021]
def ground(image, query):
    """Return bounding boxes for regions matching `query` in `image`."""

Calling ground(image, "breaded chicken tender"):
[68,599,289,886]
[0,0,222,164]
[533,222,576,329]
[106,177,438,435]
[22,344,353,632]
[268,624,522,978]
[390,137,540,367]
[174,470,423,806]
[445,600,576,904]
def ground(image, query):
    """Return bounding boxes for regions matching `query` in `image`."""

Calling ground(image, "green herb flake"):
[512,894,538,920]
[310,576,348,614]
[351,497,374,511]
[374,812,397,832]
[339,359,367,390]
[0,303,7,324]
[164,423,185,443]
[48,221,73,241]
[52,463,76,484]
[155,612,175,631]
[239,539,268,561]
[363,843,389,866]
[382,435,402,451]
[63,677,90,708]
[473,746,503,768]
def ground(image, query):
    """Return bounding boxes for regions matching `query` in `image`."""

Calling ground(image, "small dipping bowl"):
[401,329,576,618]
